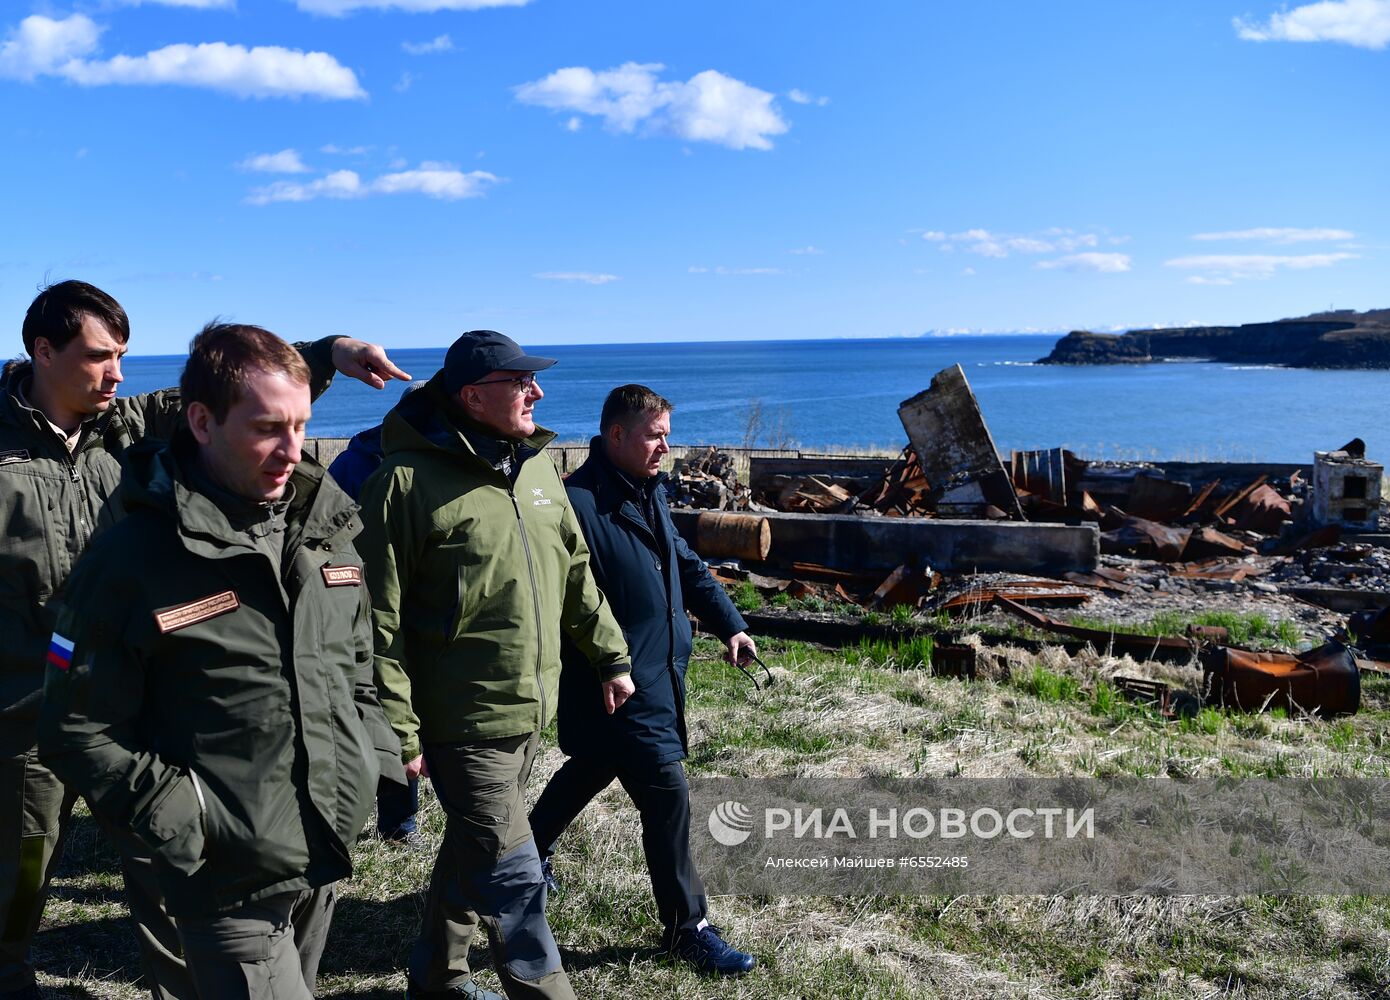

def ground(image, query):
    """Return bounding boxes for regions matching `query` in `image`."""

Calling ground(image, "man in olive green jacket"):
[0,280,408,1000]
[40,323,406,1000]
[357,330,631,1000]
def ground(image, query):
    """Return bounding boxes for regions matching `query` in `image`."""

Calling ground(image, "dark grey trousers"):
[529,755,707,947]
[412,733,574,1000]
[177,886,335,1000]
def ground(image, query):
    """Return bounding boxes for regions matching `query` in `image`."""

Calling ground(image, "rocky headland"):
[1038,308,1390,369]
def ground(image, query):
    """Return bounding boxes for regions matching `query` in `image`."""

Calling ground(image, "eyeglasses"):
[473,373,538,393]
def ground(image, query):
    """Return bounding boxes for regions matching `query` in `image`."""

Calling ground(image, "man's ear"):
[606,422,625,448]
[32,337,54,368]
[186,401,215,446]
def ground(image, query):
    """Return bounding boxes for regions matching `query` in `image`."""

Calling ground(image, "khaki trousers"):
[412,732,574,1000]
[177,886,335,1000]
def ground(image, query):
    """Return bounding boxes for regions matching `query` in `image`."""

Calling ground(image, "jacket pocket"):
[139,771,207,877]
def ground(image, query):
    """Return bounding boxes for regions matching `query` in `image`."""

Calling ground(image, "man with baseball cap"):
[356,331,631,1000]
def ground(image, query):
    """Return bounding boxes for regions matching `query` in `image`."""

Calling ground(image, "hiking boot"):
[404,979,503,1000]
[540,856,561,896]
[669,925,756,976]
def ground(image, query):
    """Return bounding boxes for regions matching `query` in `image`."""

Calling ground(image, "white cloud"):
[787,88,828,106]
[1164,252,1360,281]
[247,164,499,204]
[321,143,372,155]
[1191,227,1356,244]
[920,227,1110,258]
[788,246,824,255]
[402,34,453,55]
[0,13,102,81]
[395,71,414,92]
[534,272,619,285]
[0,14,364,99]
[298,0,529,14]
[1235,0,1390,49]
[237,149,310,173]
[1035,252,1133,273]
[563,116,582,132]
[515,62,789,151]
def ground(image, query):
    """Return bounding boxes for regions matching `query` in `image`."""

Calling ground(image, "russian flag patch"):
[47,633,75,672]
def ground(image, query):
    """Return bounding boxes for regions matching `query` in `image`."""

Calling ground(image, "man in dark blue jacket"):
[528,384,758,976]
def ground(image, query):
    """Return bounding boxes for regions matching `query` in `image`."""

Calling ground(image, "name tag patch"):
[154,591,240,634]
[321,564,363,587]
[0,449,31,466]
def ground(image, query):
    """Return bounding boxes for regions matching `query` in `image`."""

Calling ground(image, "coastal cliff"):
[1038,308,1390,369]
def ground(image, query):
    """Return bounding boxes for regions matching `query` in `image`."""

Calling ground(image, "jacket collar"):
[381,372,557,480]
[0,359,124,456]
[122,430,359,563]
[586,436,668,545]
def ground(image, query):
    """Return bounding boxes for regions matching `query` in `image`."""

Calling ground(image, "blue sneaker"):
[670,925,756,976]
[540,856,561,896]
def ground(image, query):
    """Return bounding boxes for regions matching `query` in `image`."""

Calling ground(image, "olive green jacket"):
[0,341,339,756]
[356,375,629,761]
[38,432,402,917]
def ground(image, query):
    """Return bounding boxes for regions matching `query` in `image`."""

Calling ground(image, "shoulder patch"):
[0,449,31,466]
[321,564,363,587]
[153,591,240,634]
[46,633,74,671]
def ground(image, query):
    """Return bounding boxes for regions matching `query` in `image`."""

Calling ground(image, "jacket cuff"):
[296,336,345,401]
[399,734,421,764]
[598,662,632,681]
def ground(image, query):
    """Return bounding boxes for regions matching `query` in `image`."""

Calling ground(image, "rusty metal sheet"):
[1229,483,1292,535]
[1213,475,1268,520]
[898,365,1024,520]
[1126,474,1193,522]
[1182,526,1252,561]
[1102,516,1191,561]
[992,597,1197,660]
[941,580,1094,612]
[1010,448,1067,505]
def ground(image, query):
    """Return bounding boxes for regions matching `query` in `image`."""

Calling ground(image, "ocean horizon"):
[109,335,1389,464]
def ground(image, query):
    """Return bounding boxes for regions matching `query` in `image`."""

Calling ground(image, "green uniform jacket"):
[37,432,402,918]
[0,343,339,757]
[356,374,630,761]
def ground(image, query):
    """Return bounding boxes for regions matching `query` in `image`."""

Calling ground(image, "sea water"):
[113,336,1390,462]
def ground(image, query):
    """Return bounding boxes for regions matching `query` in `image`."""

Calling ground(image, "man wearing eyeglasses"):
[356,330,631,1000]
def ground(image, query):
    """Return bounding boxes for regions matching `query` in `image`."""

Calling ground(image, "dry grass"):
[32,636,1390,999]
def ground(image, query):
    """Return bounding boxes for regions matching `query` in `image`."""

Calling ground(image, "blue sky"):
[1,0,1386,354]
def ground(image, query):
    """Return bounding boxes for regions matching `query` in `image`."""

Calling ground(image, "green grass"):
[32,637,1390,1000]
[1066,610,1304,650]
[729,581,764,612]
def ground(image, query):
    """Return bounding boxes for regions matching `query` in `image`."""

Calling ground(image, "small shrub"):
[890,604,914,627]
[1020,664,1082,703]
[730,582,763,612]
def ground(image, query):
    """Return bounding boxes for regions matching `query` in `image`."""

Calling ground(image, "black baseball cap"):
[443,330,557,394]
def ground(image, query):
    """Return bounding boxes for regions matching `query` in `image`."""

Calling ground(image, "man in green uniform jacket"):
[357,330,631,1000]
[39,322,406,1000]
[0,280,408,1000]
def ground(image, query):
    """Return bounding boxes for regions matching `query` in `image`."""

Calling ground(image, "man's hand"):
[725,631,758,666]
[331,338,412,389]
[602,674,635,715]
[404,754,429,780]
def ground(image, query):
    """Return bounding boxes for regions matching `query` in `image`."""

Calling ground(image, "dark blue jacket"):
[327,426,385,502]
[558,440,746,765]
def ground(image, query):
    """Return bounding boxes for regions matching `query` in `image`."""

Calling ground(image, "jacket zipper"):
[509,489,546,726]
[64,451,92,551]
